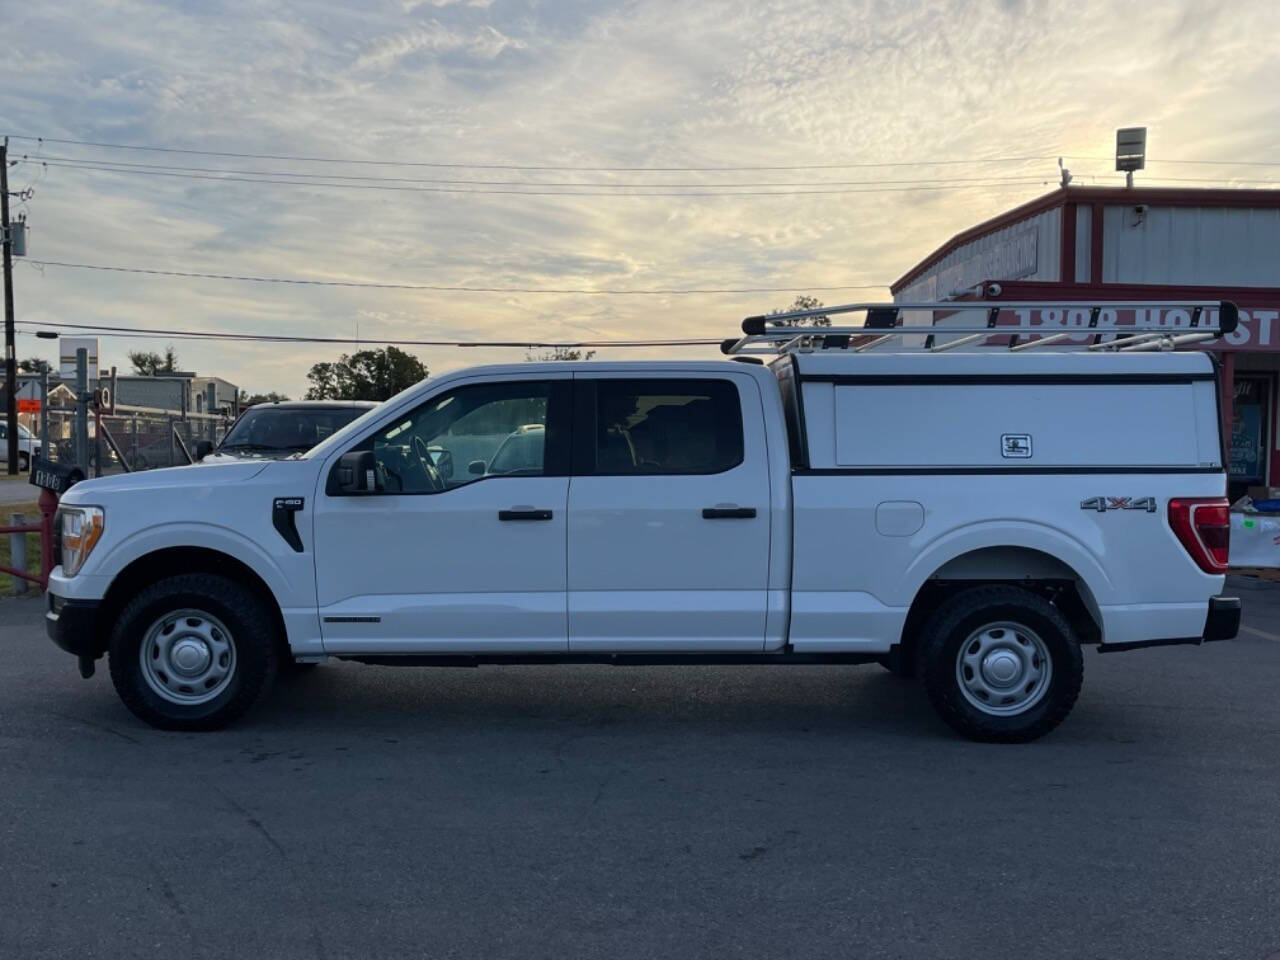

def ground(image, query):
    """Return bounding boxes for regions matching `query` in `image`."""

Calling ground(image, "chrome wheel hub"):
[955,621,1052,717]
[140,609,236,706]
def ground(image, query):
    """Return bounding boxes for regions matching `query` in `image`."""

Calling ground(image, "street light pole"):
[1,137,18,475]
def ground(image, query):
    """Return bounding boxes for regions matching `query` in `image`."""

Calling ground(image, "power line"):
[9,134,1277,177]
[26,260,891,294]
[1145,158,1280,167]
[4,134,1077,172]
[16,318,724,349]
[19,159,1051,197]
[1143,175,1280,186]
[25,154,1065,189]
[36,158,1279,191]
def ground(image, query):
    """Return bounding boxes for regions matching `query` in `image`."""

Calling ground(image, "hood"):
[199,450,279,464]
[60,460,270,503]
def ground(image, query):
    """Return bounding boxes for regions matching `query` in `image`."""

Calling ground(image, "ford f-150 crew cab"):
[44,300,1242,741]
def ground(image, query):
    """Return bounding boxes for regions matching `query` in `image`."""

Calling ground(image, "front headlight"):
[59,506,105,577]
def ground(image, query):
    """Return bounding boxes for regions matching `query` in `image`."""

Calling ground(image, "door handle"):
[498,509,553,521]
[702,506,757,519]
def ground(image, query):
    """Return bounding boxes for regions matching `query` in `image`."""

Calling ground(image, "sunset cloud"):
[1,0,1277,395]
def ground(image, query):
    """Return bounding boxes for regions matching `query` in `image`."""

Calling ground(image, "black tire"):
[108,574,279,731]
[18,452,29,472]
[916,585,1083,743]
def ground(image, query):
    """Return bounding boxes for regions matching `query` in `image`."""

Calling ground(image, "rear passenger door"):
[567,374,772,652]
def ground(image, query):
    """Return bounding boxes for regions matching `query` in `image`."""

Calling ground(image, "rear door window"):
[578,379,744,476]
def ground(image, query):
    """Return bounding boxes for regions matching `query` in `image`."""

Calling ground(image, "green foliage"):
[128,346,179,375]
[770,295,830,327]
[304,346,427,401]
[525,346,596,362]
[17,357,50,374]
[238,390,290,407]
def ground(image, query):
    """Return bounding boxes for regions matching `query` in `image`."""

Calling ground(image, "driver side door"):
[312,375,572,654]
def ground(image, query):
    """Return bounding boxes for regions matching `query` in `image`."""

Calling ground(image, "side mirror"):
[336,450,378,494]
[468,459,486,476]
[193,439,214,461]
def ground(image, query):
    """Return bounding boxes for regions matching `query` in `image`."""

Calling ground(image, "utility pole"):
[1,137,18,475]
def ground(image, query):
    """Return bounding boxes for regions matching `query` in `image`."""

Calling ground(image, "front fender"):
[901,519,1115,606]
[91,522,306,609]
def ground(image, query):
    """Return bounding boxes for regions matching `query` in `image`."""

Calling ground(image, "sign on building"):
[59,337,99,380]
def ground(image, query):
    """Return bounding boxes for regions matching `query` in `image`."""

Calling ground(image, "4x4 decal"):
[1080,496,1157,513]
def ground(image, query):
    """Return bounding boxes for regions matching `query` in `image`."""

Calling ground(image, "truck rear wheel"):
[917,585,1082,743]
[107,574,279,731]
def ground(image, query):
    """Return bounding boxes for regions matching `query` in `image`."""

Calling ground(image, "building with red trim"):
[891,186,1280,500]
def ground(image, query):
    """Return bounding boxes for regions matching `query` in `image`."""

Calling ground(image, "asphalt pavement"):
[2,579,1278,960]
[0,472,38,507]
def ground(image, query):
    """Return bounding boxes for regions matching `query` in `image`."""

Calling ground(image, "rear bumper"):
[1203,595,1242,641]
[1098,595,1240,653]
[46,594,103,660]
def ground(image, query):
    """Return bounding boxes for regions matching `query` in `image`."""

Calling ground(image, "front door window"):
[371,381,558,494]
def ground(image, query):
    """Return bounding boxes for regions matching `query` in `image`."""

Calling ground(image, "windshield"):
[487,426,545,475]
[221,405,373,454]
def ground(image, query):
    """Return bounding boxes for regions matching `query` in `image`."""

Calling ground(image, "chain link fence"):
[42,406,233,475]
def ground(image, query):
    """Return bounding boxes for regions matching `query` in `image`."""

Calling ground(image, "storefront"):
[1230,374,1271,501]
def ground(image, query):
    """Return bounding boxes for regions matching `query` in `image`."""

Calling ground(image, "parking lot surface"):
[2,579,1279,960]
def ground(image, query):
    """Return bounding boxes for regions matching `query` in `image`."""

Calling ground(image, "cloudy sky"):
[2,0,1278,397]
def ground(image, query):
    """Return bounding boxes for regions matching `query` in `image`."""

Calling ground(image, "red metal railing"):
[0,488,59,591]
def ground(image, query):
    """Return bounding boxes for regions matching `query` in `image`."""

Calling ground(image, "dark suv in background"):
[197,400,378,462]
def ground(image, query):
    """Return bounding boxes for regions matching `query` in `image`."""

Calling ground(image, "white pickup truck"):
[45,301,1241,741]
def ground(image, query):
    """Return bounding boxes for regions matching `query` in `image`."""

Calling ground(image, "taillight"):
[1168,498,1230,574]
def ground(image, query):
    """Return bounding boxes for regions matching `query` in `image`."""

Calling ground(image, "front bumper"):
[46,593,104,660]
[1098,595,1240,653]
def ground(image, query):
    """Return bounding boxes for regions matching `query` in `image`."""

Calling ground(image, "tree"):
[238,389,290,407]
[525,346,596,362]
[304,346,427,401]
[770,295,830,327]
[17,356,50,374]
[128,346,180,375]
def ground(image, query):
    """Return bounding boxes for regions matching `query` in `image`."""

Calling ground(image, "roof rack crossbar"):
[721,299,1239,356]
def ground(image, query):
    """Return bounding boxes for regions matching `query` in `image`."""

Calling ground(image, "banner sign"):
[926,305,1280,351]
[1230,513,1280,568]
[59,337,100,380]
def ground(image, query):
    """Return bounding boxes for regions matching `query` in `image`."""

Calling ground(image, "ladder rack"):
[720,299,1239,357]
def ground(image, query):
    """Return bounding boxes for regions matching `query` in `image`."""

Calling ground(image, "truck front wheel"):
[107,574,279,731]
[917,585,1083,743]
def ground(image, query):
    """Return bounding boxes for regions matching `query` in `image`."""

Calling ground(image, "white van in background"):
[0,421,42,472]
